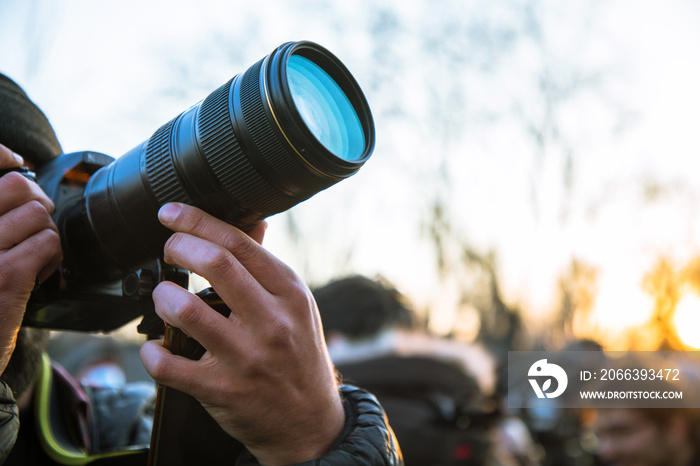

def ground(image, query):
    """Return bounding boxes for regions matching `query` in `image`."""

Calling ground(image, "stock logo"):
[528,359,568,399]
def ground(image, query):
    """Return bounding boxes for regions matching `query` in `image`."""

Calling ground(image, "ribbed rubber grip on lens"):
[198,75,288,216]
[144,118,193,205]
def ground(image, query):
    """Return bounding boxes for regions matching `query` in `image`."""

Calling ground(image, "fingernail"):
[12,152,23,165]
[158,203,182,224]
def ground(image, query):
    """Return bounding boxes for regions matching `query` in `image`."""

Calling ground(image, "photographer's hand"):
[0,144,62,375]
[140,203,344,466]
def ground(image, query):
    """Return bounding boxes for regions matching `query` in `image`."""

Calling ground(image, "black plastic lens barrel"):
[61,41,375,280]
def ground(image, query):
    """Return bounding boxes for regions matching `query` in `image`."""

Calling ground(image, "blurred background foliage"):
[1,0,700,353]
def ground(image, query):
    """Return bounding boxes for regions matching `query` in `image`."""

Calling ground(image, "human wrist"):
[246,388,345,466]
[236,385,402,466]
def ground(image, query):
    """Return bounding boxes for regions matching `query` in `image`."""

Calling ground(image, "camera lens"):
[287,54,365,161]
[60,41,375,280]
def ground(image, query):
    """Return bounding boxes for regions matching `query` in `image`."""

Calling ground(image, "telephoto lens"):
[57,41,375,280]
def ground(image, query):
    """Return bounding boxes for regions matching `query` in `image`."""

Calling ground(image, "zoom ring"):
[144,118,193,205]
[198,75,290,216]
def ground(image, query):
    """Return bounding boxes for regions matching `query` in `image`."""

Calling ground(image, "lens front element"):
[287,55,365,161]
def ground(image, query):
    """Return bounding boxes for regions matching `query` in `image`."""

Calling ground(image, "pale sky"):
[1,0,700,344]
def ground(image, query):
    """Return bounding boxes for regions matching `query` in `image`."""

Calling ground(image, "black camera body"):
[22,41,375,335]
[25,151,190,334]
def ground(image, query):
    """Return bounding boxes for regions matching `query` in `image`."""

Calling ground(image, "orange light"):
[673,293,700,348]
[63,166,92,184]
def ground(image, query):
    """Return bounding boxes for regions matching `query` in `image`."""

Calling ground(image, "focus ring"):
[144,118,193,205]
[199,73,293,216]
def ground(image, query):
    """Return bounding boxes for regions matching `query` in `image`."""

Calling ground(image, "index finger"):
[0,143,26,169]
[0,171,55,216]
[158,203,297,293]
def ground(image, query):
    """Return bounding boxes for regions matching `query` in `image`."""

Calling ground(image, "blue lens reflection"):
[287,55,364,161]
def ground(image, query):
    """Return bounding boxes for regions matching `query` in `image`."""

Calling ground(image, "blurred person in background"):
[593,407,700,466]
[313,274,517,465]
[46,332,152,387]
[590,354,700,466]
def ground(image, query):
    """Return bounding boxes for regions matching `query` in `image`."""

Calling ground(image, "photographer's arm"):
[140,203,346,465]
[0,144,62,377]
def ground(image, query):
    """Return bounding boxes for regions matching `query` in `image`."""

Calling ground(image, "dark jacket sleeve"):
[236,385,403,466]
[0,381,19,465]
